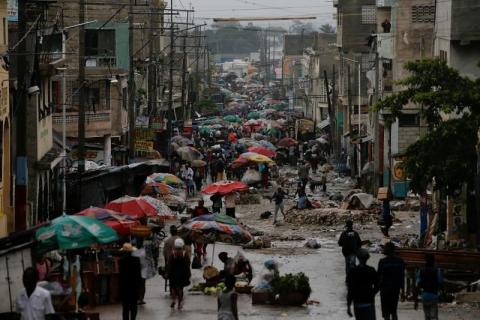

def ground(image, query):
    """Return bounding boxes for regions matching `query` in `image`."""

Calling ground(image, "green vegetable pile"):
[271,272,312,299]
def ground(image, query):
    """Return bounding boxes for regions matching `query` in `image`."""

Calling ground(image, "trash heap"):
[285,208,376,226]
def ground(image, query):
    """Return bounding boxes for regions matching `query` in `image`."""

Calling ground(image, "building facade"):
[0,1,11,236]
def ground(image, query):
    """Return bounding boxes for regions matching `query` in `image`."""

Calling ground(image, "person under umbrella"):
[167,238,191,310]
[119,243,142,320]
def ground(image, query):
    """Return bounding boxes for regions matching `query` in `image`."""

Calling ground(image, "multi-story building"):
[374,0,434,197]
[302,32,337,125]
[334,0,376,178]
[434,0,480,79]
[0,1,11,236]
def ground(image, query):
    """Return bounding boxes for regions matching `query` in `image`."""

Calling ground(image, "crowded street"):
[2,1,480,320]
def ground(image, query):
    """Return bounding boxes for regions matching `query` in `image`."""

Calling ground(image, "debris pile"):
[285,208,376,226]
[237,193,261,205]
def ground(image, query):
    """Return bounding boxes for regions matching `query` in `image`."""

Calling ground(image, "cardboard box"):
[378,187,390,200]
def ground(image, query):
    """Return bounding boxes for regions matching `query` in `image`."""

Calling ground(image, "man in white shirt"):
[224,192,239,218]
[16,267,55,320]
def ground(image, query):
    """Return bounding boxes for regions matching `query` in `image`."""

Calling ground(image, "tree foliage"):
[374,59,480,194]
[403,116,478,194]
[319,23,336,34]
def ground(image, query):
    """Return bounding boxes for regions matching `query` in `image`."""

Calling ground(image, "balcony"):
[53,111,114,138]
[376,0,393,7]
[377,33,393,59]
[85,56,117,68]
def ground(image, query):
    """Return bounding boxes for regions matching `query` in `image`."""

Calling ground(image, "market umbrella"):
[191,159,207,168]
[257,140,277,150]
[238,152,275,164]
[171,135,194,147]
[176,146,203,162]
[191,213,237,225]
[105,195,175,220]
[178,220,252,245]
[237,138,261,148]
[202,181,249,196]
[35,215,119,252]
[248,146,277,158]
[247,111,260,120]
[141,181,178,196]
[76,207,139,237]
[146,173,185,188]
[277,137,298,148]
[223,115,241,123]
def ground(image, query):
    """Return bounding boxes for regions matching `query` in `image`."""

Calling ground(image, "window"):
[412,6,435,23]
[361,6,376,24]
[85,29,116,56]
[439,50,448,63]
[40,33,62,53]
[337,9,343,26]
[399,114,420,127]
[52,81,62,112]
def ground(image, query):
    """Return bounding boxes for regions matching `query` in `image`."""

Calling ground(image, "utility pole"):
[324,70,333,155]
[180,12,189,120]
[15,0,28,230]
[347,64,353,176]
[373,51,380,193]
[78,0,86,209]
[332,64,338,159]
[148,1,158,116]
[128,0,136,162]
[167,0,175,162]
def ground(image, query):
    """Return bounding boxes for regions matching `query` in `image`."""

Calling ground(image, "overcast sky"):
[176,0,335,28]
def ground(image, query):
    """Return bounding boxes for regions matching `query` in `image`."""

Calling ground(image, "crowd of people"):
[339,221,444,320]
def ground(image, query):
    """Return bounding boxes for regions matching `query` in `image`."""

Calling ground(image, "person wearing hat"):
[347,249,379,320]
[166,238,191,310]
[377,242,405,320]
[118,243,142,320]
[338,220,362,278]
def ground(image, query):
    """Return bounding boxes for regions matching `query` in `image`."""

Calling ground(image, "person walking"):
[194,166,205,193]
[338,220,362,278]
[377,242,405,320]
[211,193,223,214]
[225,192,239,218]
[261,164,270,189]
[321,172,327,194]
[163,225,180,268]
[216,158,226,181]
[298,162,310,189]
[118,243,142,320]
[272,187,287,225]
[347,249,379,320]
[381,199,393,238]
[167,238,191,310]
[217,274,239,320]
[415,254,443,320]
[210,157,218,183]
[16,267,55,320]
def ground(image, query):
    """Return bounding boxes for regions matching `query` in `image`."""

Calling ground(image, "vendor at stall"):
[218,252,253,283]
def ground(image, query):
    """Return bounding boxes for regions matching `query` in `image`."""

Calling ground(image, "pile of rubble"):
[237,192,261,205]
[285,208,376,226]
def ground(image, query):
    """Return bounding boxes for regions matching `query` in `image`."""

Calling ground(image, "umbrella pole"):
[211,242,215,266]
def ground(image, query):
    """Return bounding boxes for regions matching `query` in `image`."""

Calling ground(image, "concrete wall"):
[0,0,10,237]
[337,0,376,53]
[392,0,435,89]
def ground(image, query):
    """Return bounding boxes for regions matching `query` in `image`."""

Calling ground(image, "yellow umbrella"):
[239,152,275,164]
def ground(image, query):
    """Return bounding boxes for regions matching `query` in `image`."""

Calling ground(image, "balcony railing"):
[53,112,111,124]
[85,56,116,68]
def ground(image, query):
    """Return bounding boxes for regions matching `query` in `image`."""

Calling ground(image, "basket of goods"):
[234,281,253,294]
[130,225,152,237]
[203,266,220,287]
[271,272,312,306]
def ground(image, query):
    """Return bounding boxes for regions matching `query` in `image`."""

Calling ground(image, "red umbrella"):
[202,181,249,196]
[76,207,140,237]
[277,137,298,148]
[248,146,277,158]
[105,196,165,219]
